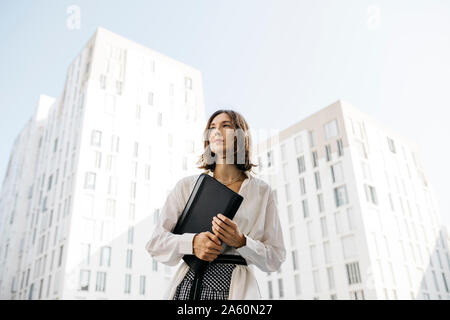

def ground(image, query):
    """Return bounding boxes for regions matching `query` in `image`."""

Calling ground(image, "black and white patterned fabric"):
[173,263,237,300]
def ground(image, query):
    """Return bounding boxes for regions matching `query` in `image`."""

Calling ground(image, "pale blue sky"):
[1,0,450,226]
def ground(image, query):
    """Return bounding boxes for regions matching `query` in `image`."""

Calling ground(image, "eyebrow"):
[210,121,231,126]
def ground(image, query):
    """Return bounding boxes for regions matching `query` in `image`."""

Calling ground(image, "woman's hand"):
[192,231,223,262]
[212,213,246,248]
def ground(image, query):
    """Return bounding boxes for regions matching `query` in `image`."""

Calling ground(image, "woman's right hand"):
[192,231,223,262]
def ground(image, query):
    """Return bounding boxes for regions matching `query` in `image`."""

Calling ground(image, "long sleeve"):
[236,189,286,272]
[145,177,197,266]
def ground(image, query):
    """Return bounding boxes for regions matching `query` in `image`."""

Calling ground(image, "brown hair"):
[196,109,258,175]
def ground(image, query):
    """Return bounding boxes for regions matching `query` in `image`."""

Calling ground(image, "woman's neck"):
[213,163,242,180]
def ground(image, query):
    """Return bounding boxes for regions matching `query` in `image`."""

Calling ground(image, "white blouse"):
[145,170,286,299]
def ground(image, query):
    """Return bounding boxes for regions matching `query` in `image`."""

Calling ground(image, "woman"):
[145,109,286,300]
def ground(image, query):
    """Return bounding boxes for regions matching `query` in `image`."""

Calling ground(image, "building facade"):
[0,27,206,299]
[253,100,450,300]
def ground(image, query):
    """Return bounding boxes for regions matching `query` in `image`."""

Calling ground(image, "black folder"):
[172,172,244,273]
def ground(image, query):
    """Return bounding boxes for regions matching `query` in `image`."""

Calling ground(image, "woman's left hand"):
[212,213,246,248]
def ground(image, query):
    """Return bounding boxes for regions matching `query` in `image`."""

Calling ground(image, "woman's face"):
[208,113,236,155]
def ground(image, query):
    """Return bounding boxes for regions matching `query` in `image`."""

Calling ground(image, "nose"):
[210,128,223,138]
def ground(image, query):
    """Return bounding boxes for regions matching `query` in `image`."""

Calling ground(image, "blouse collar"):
[205,169,252,195]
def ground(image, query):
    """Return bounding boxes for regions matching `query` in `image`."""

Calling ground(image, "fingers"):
[198,252,219,262]
[213,216,234,234]
[205,231,222,247]
[217,213,233,226]
[212,223,230,240]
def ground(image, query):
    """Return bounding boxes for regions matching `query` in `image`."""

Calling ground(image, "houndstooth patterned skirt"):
[173,263,237,300]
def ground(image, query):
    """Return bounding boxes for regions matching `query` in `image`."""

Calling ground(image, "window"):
[152,260,158,272]
[299,177,306,195]
[133,142,139,158]
[325,144,331,161]
[337,139,344,156]
[335,208,354,234]
[129,182,137,200]
[432,270,440,291]
[323,241,331,263]
[148,92,154,106]
[95,272,106,292]
[356,141,367,159]
[79,270,90,291]
[124,274,131,294]
[284,184,291,202]
[317,194,325,213]
[82,243,91,265]
[294,136,303,154]
[54,138,58,152]
[129,204,136,221]
[312,151,318,167]
[116,80,123,95]
[297,156,306,174]
[157,112,162,127]
[287,205,293,224]
[346,262,362,285]
[47,175,53,191]
[94,151,102,169]
[361,161,372,180]
[280,144,287,162]
[278,278,284,298]
[153,209,159,225]
[289,227,296,247]
[267,151,273,167]
[327,267,335,290]
[302,199,309,218]
[314,171,321,190]
[331,162,344,183]
[308,130,316,147]
[310,245,318,267]
[334,185,349,207]
[342,235,358,259]
[84,172,96,190]
[126,249,133,268]
[185,77,192,89]
[268,281,273,299]
[100,246,111,267]
[364,184,378,205]
[58,245,64,267]
[387,137,396,153]
[100,74,106,89]
[110,135,120,153]
[135,104,141,119]
[140,275,146,295]
[350,289,365,300]
[294,275,301,295]
[282,163,289,181]
[442,273,449,293]
[320,217,328,238]
[91,130,102,147]
[292,250,298,271]
[127,227,134,244]
[324,119,339,140]
[312,270,320,293]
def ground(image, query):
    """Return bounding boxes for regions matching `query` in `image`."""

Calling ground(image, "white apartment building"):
[0,27,206,299]
[253,100,450,300]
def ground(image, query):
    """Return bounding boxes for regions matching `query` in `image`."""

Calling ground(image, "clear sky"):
[1,0,449,226]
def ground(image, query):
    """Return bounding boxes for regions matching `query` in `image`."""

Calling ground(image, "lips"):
[213,139,223,143]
